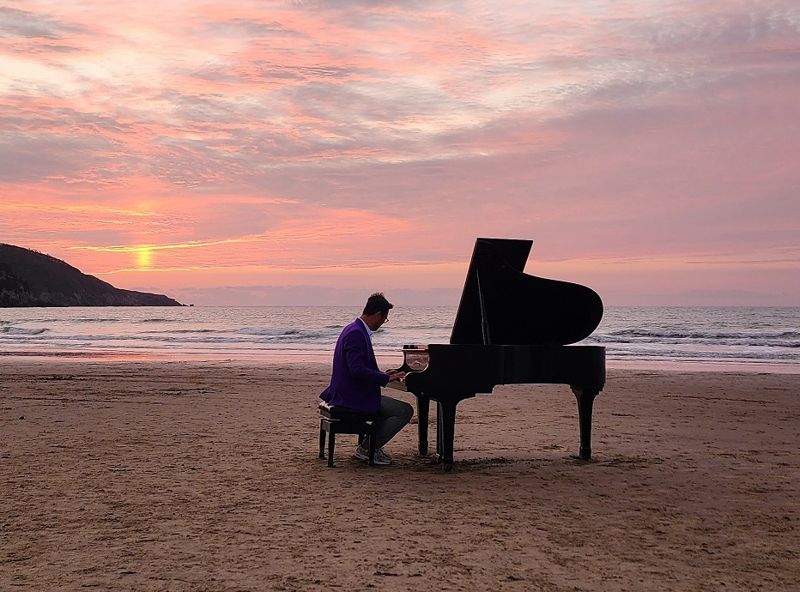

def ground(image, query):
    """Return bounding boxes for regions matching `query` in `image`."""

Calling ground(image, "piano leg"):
[415,395,430,456]
[437,399,458,472]
[571,386,600,460]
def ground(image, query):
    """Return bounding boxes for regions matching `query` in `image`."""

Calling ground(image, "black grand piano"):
[388,238,606,471]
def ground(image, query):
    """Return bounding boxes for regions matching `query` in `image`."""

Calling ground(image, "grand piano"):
[388,238,606,471]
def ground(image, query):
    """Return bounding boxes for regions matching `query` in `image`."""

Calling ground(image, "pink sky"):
[2,1,799,306]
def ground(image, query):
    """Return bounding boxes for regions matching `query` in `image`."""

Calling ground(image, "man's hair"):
[363,292,394,316]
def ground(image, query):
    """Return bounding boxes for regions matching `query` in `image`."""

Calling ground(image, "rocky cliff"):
[0,244,182,307]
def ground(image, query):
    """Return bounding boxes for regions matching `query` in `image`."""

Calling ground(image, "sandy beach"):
[1,361,798,591]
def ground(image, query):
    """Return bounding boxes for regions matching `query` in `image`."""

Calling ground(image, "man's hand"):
[386,369,407,382]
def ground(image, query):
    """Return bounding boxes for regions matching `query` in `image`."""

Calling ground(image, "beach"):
[1,361,798,591]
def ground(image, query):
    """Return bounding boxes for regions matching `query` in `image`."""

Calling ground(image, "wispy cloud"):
[0,6,85,40]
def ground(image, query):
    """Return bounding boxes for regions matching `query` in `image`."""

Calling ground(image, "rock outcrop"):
[0,244,181,307]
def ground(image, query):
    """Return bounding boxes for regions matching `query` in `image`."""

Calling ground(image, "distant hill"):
[0,244,182,307]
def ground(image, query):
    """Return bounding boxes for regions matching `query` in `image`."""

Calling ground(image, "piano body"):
[388,238,606,471]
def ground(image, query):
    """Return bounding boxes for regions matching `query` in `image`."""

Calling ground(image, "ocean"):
[1,306,799,373]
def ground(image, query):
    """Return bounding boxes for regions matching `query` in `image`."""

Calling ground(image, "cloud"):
[629,4,800,54]
[2,0,799,304]
[0,131,118,183]
[0,6,85,39]
[204,18,300,38]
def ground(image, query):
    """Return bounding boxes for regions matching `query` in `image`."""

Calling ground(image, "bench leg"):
[319,423,326,459]
[367,432,376,466]
[327,431,336,467]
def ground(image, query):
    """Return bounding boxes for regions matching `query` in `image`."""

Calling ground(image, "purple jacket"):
[320,319,389,414]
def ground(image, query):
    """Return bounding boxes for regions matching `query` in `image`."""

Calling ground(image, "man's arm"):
[343,332,390,386]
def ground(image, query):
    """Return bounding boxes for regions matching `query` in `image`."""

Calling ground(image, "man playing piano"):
[320,293,412,465]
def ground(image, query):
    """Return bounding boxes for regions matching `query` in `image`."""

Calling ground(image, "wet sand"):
[1,361,798,591]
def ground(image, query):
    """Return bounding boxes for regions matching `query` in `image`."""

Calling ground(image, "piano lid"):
[450,238,603,346]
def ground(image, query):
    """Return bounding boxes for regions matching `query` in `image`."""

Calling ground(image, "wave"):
[36,331,329,345]
[239,328,286,336]
[66,317,122,323]
[399,324,456,330]
[591,335,800,348]
[0,317,122,324]
[0,326,49,335]
[607,347,799,362]
[238,327,326,338]
[603,329,800,340]
[140,329,223,334]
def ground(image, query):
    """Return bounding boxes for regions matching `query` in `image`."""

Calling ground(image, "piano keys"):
[387,238,606,471]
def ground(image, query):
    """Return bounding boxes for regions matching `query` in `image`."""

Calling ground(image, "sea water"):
[1,306,798,372]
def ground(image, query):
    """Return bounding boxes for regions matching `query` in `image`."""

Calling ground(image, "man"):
[320,293,413,465]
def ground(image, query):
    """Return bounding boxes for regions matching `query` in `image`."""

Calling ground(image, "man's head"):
[360,292,393,331]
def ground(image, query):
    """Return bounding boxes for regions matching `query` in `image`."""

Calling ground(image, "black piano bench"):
[318,401,378,467]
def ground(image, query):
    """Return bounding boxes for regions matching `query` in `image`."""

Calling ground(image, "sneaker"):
[353,445,370,462]
[353,445,392,465]
[374,448,392,465]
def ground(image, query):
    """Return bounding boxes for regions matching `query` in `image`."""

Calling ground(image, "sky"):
[1,0,799,306]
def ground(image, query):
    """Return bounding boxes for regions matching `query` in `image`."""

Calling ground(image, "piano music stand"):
[318,402,378,467]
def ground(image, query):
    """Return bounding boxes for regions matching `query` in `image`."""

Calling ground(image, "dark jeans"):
[366,395,414,450]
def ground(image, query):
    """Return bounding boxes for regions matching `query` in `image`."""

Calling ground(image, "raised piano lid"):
[450,238,603,346]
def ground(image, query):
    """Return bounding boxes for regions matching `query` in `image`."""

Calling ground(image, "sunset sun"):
[135,247,153,270]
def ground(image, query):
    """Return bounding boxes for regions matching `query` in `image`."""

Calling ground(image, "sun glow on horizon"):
[135,247,153,270]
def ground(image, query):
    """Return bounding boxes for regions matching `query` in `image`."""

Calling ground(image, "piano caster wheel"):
[442,462,453,472]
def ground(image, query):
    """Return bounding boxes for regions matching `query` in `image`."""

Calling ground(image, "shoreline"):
[1,348,798,375]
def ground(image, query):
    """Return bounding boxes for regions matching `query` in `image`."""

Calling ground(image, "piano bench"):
[318,402,378,467]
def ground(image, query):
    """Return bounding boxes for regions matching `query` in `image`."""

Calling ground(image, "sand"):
[1,361,798,591]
